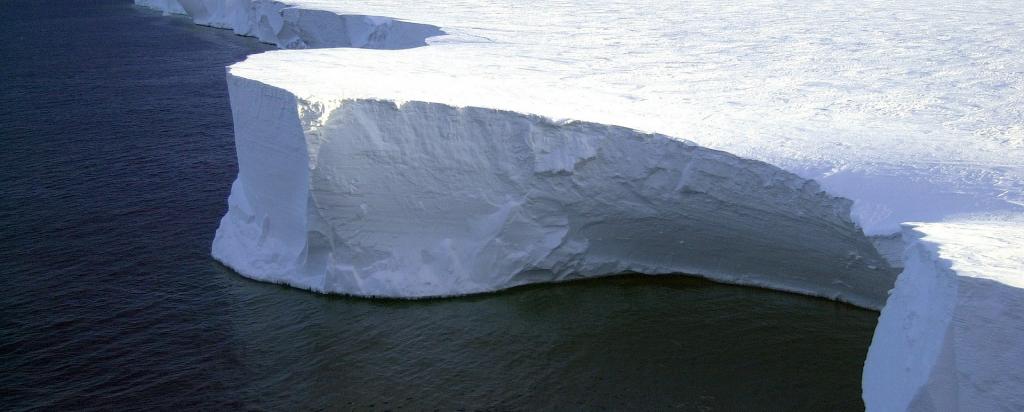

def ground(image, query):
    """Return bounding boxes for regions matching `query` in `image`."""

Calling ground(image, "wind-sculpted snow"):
[213,75,895,308]
[864,220,1024,411]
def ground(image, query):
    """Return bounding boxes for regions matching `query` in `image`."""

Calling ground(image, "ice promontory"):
[137,1,1024,409]
[864,220,1024,411]
[212,74,894,308]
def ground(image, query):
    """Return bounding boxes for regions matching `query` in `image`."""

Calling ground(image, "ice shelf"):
[135,1,1023,410]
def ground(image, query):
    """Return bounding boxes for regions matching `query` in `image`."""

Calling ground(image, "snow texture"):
[135,1,1023,410]
[137,0,1024,236]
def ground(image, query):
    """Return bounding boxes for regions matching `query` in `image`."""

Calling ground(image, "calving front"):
[137,0,1024,410]
[213,74,895,307]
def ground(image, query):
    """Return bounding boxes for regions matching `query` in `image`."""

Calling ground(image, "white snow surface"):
[135,1,1024,409]
[138,0,1024,236]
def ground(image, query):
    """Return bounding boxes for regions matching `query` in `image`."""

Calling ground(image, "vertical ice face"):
[863,221,1024,411]
[135,0,444,49]
[134,0,891,307]
[212,75,896,308]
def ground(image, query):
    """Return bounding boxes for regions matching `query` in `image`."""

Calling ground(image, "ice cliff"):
[864,220,1024,411]
[135,0,442,49]
[213,74,893,308]
[136,0,1024,410]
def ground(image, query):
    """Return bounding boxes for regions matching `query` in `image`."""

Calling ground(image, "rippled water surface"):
[1,1,878,410]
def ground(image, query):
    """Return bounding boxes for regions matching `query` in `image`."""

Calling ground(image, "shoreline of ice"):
[135,1,1023,410]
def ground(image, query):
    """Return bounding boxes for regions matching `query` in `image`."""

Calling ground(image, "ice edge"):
[136,1,1024,410]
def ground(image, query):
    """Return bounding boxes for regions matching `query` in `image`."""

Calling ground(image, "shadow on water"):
[0,0,875,410]
[216,263,877,411]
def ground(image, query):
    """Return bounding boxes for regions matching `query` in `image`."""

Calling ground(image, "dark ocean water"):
[0,1,878,410]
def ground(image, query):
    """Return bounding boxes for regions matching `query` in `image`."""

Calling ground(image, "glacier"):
[136,0,1024,410]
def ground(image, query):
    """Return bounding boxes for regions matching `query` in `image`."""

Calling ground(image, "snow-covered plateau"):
[136,0,1023,410]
